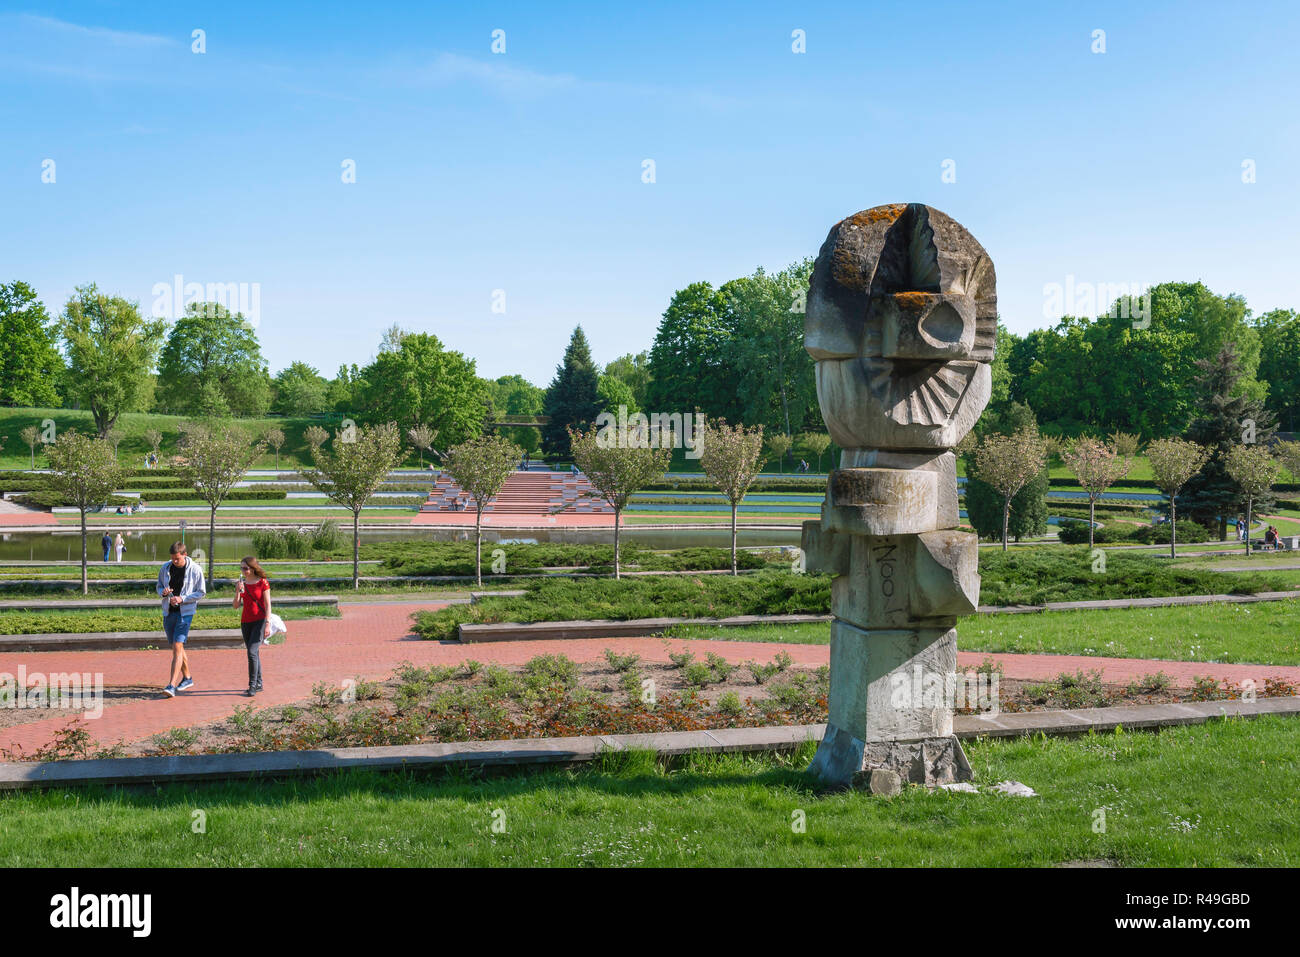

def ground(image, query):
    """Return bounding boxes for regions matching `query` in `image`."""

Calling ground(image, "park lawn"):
[668,599,1300,666]
[0,562,381,581]
[0,717,1295,866]
[0,604,340,634]
[0,408,434,472]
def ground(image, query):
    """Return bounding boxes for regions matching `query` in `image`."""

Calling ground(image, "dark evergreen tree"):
[1181,344,1278,539]
[542,326,600,458]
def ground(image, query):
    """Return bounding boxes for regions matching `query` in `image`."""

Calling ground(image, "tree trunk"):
[730,502,738,575]
[475,507,484,586]
[1245,497,1252,558]
[1169,496,1177,559]
[208,505,217,583]
[614,508,622,579]
[1088,497,1096,549]
[1002,497,1010,552]
[353,511,361,589]
[80,509,88,595]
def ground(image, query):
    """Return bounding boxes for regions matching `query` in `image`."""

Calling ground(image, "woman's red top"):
[240,578,270,623]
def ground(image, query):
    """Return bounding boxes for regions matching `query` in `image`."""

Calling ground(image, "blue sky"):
[3,1,1297,385]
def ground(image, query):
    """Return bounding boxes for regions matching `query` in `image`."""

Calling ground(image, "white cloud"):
[382,52,579,99]
[18,14,175,47]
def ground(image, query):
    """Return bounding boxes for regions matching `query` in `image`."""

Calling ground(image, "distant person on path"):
[157,541,206,697]
[114,532,125,562]
[232,556,272,697]
[101,531,112,562]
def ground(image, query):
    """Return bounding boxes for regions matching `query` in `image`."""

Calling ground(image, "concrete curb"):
[0,630,245,652]
[459,614,830,642]
[0,595,339,612]
[1,697,1294,790]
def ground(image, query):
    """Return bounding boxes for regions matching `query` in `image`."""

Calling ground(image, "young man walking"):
[157,541,206,697]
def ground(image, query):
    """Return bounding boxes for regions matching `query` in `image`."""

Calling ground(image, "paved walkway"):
[2,602,1298,756]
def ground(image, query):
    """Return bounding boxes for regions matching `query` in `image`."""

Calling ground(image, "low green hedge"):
[645,476,826,493]
[1056,518,1212,545]
[13,488,288,507]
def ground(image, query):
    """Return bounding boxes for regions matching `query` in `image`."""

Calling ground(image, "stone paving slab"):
[2,697,1296,790]
[3,598,1298,759]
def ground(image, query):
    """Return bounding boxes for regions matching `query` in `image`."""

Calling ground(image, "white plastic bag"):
[263,612,287,644]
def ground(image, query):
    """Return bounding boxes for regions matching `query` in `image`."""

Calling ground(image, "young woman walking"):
[232,556,272,696]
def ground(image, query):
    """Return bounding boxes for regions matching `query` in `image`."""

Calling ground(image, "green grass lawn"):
[668,599,1300,666]
[1,717,1295,866]
[0,604,340,634]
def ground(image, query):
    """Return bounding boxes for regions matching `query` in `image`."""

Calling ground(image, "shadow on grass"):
[25,740,830,812]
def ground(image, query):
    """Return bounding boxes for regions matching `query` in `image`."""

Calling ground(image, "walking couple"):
[156,542,276,699]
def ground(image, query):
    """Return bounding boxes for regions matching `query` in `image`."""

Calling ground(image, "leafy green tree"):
[59,284,165,437]
[407,424,438,468]
[963,402,1049,545]
[20,425,40,470]
[327,364,364,413]
[646,282,742,423]
[799,432,831,472]
[156,303,271,416]
[484,374,545,453]
[698,419,765,574]
[1225,445,1280,557]
[264,427,286,470]
[603,352,652,409]
[45,431,126,593]
[177,424,266,582]
[1146,438,1211,558]
[542,327,601,458]
[1276,440,1300,484]
[302,422,405,588]
[727,261,817,437]
[597,373,638,416]
[0,281,63,406]
[1254,309,1300,432]
[1181,344,1277,539]
[970,427,1048,551]
[355,332,485,444]
[304,425,329,452]
[272,361,330,416]
[765,433,793,474]
[569,425,672,578]
[441,433,522,585]
[964,467,1049,544]
[1061,437,1130,548]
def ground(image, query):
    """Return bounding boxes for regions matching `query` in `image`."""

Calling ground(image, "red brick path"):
[3,603,1298,755]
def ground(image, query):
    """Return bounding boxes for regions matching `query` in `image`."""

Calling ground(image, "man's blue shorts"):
[164,610,195,644]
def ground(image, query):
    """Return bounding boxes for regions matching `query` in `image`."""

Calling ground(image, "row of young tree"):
[42,410,782,593]
[964,345,1299,554]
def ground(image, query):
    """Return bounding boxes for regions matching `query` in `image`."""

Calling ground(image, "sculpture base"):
[807,723,972,791]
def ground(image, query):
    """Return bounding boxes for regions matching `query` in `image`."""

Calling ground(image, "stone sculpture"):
[801,203,995,790]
